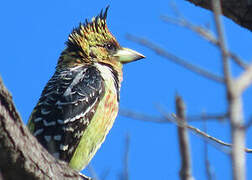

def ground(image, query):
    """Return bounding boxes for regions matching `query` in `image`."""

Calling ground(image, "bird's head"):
[57,6,145,70]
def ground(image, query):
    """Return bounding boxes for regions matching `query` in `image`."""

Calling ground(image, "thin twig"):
[212,1,246,180]
[119,109,167,123]
[229,53,248,70]
[120,109,227,122]
[161,16,218,45]
[126,34,224,83]
[161,16,248,70]
[170,114,252,153]
[156,104,251,153]
[235,64,252,94]
[176,95,194,180]
[121,107,252,153]
[188,113,228,121]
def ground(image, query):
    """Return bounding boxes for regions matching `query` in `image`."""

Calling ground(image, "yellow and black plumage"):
[28,6,145,171]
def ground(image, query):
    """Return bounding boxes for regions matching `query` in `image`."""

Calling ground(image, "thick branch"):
[0,77,89,180]
[211,1,246,180]
[185,0,252,32]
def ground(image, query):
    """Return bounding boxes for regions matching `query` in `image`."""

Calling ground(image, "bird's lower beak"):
[114,47,145,64]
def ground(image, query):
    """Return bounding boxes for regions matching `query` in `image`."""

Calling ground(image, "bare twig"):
[188,113,228,122]
[120,109,227,122]
[161,16,218,45]
[121,107,252,153]
[229,53,248,70]
[161,16,248,70]
[119,109,167,123]
[126,34,224,83]
[212,1,246,180]
[235,64,252,94]
[176,95,194,180]
[170,114,252,153]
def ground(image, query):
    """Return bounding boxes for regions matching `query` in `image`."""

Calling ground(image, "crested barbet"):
[28,7,145,171]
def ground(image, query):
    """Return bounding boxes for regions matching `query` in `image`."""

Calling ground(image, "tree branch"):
[120,107,252,153]
[160,15,248,70]
[0,76,90,180]
[120,109,227,123]
[169,114,252,153]
[235,64,252,94]
[126,34,224,83]
[211,1,246,179]
[176,95,194,180]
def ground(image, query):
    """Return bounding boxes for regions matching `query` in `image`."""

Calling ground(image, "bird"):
[27,6,145,171]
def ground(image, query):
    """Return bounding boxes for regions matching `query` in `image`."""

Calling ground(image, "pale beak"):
[114,47,145,64]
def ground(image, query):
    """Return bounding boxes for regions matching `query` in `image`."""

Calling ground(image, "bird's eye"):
[104,43,116,52]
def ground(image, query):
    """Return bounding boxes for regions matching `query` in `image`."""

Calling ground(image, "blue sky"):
[1,0,252,179]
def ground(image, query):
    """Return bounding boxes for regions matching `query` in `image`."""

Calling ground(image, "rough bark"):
[185,0,252,31]
[0,77,89,180]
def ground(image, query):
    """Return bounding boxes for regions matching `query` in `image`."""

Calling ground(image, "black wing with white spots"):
[29,65,105,162]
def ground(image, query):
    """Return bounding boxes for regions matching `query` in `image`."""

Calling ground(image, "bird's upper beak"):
[114,47,145,64]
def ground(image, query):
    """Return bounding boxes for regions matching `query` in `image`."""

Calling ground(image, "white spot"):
[33,128,44,136]
[77,91,86,97]
[54,135,62,141]
[69,146,75,153]
[43,119,56,126]
[53,152,60,159]
[70,65,85,72]
[60,144,69,151]
[64,126,74,132]
[44,136,51,142]
[84,97,89,103]
[34,117,42,122]
[41,109,51,115]
[56,100,76,106]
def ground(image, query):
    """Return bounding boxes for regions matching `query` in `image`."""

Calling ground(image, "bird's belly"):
[69,88,118,171]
